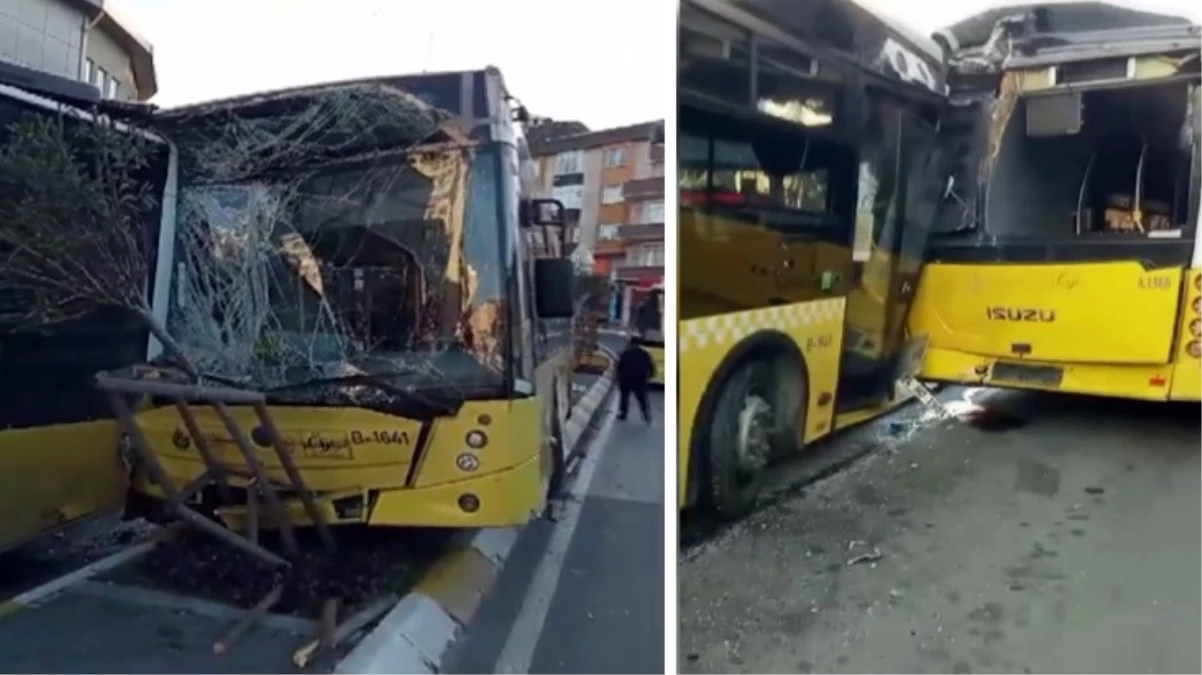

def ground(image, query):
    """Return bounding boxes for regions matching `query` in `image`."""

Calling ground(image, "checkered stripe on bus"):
[679,298,845,352]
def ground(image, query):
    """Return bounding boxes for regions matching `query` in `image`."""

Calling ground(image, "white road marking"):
[2,534,163,609]
[492,398,619,675]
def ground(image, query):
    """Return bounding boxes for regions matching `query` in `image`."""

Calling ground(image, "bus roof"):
[933,2,1200,71]
[684,0,947,96]
[934,1,1194,54]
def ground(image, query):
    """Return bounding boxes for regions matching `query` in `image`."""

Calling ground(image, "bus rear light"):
[1194,297,1201,315]
[1188,340,1202,359]
[1149,374,1167,387]
[1192,319,1201,338]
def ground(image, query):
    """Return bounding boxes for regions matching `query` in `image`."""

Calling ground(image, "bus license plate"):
[990,362,1065,387]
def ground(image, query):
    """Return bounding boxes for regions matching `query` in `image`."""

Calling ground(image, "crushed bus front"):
[127,69,577,530]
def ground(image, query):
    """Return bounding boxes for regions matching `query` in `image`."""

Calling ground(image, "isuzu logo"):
[986,307,1056,322]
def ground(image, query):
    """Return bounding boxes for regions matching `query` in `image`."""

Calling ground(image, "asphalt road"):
[680,389,1200,675]
[443,392,665,674]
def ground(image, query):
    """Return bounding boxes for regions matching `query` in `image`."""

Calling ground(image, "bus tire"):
[706,357,777,519]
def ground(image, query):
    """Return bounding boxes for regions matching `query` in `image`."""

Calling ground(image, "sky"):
[108,0,671,131]
[109,0,1198,130]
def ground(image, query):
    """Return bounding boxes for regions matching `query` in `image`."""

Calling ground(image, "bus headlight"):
[466,430,488,449]
[1192,319,1201,338]
[1193,296,1200,315]
[1188,340,1201,359]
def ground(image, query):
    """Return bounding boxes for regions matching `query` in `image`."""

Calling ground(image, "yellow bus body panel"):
[910,261,1181,364]
[647,344,665,386]
[911,264,1201,402]
[132,396,549,528]
[0,420,127,552]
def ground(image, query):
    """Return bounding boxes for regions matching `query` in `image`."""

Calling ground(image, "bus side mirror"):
[533,258,575,318]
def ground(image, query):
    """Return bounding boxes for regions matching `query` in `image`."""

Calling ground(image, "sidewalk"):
[443,394,665,674]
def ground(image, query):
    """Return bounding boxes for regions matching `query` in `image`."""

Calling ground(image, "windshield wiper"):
[266,371,464,419]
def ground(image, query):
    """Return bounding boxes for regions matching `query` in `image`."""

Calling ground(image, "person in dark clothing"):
[615,337,655,423]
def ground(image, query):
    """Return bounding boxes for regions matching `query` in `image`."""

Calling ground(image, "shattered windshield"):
[160,85,508,406]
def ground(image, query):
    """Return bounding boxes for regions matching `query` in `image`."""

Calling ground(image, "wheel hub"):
[735,394,773,474]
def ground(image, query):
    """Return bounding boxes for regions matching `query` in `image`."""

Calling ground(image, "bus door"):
[836,105,943,412]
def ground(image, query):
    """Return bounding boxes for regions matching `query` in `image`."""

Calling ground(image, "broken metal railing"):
[95,366,337,567]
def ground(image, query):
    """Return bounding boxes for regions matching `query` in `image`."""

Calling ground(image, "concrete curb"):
[334,367,616,674]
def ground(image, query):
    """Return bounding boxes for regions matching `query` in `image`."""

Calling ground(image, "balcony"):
[622,177,664,201]
[614,263,664,285]
[618,223,664,243]
[593,239,625,256]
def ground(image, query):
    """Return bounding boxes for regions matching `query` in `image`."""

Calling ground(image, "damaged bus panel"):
[0,64,175,553]
[128,67,579,529]
[910,2,1202,401]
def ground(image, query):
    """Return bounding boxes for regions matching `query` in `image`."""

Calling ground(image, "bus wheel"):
[706,359,775,518]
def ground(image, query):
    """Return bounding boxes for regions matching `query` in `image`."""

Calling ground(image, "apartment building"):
[530,120,665,323]
[0,0,156,101]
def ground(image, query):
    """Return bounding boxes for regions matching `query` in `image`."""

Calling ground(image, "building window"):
[107,78,120,99]
[636,200,664,224]
[601,185,624,205]
[553,150,583,175]
[626,243,664,267]
[551,184,584,210]
[552,173,584,187]
[603,147,627,168]
[93,66,107,88]
[597,223,621,240]
[84,59,96,86]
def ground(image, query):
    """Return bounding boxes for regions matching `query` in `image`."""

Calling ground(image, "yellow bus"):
[126,68,581,530]
[636,284,666,386]
[0,68,170,553]
[678,0,949,517]
[910,5,1202,402]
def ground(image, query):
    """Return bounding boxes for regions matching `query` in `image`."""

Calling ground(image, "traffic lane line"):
[523,393,665,673]
[440,393,664,674]
[491,381,624,674]
[0,524,180,618]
